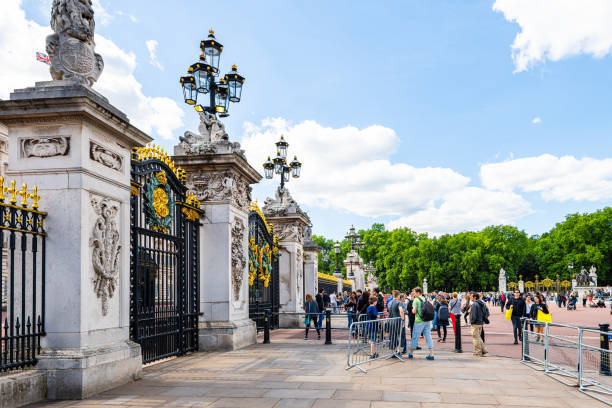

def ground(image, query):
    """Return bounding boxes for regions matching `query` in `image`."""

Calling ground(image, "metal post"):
[544,322,549,372]
[325,309,332,345]
[263,309,271,344]
[599,322,610,376]
[522,318,530,362]
[578,328,584,390]
[453,314,462,353]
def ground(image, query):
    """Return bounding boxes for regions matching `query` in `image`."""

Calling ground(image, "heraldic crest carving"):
[46,0,104,86]
[144,171,174,233]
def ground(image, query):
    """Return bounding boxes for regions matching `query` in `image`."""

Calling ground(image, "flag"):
[36,52,50,65]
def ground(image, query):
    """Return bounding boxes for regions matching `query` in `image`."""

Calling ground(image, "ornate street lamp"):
[180,29,245,118]
[262,135,301,190]
[333,243,341,277]
[345,225,362,253]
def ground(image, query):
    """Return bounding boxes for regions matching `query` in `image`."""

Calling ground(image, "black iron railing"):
[0,178,46,372]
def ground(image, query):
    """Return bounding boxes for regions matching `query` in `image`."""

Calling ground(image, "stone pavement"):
[28,338,606,407]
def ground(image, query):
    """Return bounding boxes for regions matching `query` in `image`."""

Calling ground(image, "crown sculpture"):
[46,0,104,86]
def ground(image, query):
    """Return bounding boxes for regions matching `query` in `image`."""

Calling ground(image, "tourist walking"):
[435,295,450,342]
[525,294,534,333]
[499,291,505,312]
[330,291,338,313]
[506,290,526,344]
[405,291,415,337]
[346,292,357,332]
[469,292,489,356]
[530,294,550,343]
[323,290,330,309]
[316,289,325,332]
[462,293,472,325]
[408,287,435,360]
[366,295,379,358]
[304,294,321,340]
[449,292,461,334]
[357,290,370,316]
[387,290,406,355]
[374,288,384,314]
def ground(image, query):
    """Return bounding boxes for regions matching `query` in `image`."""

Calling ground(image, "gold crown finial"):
[232,64,237,70]
[209,28,214,35]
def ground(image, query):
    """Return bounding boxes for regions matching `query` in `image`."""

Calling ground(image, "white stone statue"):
[46,0,104,86]
[199,112,228,142]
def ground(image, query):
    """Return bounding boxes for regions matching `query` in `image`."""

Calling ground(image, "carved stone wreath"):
[231,218,247,301]
[90,196,121,315]
[186,170,252,212]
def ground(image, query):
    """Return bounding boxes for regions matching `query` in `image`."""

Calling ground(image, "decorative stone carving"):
[263,186,305,217]
[89,196,121,315]
[21,136,69,158]
[231,218,246,301]
[90,141,122,171]
[46,0,104,86]
[499,268,506,279]
[186,170,251,211]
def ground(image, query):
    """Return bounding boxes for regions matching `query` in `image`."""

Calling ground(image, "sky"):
[2,0,612,241]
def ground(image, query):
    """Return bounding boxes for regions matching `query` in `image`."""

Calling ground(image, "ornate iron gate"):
[248,202,279,329]
[130,145,202,363]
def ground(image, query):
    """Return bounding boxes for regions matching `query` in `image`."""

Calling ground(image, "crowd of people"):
[305,286,611,359]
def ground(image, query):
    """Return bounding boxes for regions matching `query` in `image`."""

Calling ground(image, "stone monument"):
[498,268,507,293]
[46,0,104,86]
[0,0,146,399]
[263,187,310,325]
[174,127,260,351]
[518,275,524,293]
[423,278,428,295]
[589,266,598,287]
[302,224,320,299]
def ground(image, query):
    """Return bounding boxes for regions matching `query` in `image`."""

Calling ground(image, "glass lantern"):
[189,57,212,93]
[273,151,285,174]
[334,243,341,254]
[275,135,289,159]
[290,155,302,178]
[225,64,245,102]
[263,156,275,179]
[200,29,223,73]
[180,75,197,105]
[215,78,229,115]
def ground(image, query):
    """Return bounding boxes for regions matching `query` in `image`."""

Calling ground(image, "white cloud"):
[532,117,541,124]
[92,0,113,26]
[493,0,612,72]
[116,10,138,23]
[145,40,164,71]
[481,154,612,202]
[0,0,183,140]
[241,118,533,235]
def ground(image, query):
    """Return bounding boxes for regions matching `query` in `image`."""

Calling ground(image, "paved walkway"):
[29,339,606,407]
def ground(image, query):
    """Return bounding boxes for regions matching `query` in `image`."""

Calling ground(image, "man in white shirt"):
[330,291,338,313]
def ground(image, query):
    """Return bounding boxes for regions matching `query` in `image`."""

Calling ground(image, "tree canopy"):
[314,208,612,291]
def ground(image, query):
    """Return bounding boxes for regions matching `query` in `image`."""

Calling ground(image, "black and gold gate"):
[248,202,279,329]
[130,145,202,363]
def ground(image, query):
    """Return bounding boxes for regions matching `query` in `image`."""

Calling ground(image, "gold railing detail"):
[132,144,186,182]
[249,200,272,234]
[0,177,43,212]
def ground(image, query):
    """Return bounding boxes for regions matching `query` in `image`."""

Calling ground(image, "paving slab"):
[25,337,608,408]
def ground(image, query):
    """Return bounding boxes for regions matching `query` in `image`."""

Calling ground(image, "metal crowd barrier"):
[521,319,611,406]
[346,317,404,373]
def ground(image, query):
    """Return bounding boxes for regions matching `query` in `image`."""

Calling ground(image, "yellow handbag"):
[537,309,552,323]
[505,307,513,320]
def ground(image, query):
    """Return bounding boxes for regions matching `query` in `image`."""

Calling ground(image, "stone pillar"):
[518,280,525,293]
[263,187,310,325]
[302,225,319,300]
[0,81,147,399]
[499,268,507,293]
[423,278,428,295]
[174,139,261,351]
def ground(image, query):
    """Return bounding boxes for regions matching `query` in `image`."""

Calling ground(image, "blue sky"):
[8,0,612,240]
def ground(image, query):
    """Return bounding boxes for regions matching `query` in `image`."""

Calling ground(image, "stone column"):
[498,268,507,293]
[263,187,310,325]
[174,139,261,351]
[518,279,525,293]
[423,278,428,295]
[0,81,147,399]
[302,225,319,300]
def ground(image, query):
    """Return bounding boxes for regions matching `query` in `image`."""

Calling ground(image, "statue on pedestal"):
[46,0,104,86]
[574,267,594,286]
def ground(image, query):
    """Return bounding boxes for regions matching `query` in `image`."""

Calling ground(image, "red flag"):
[36,52,50,65]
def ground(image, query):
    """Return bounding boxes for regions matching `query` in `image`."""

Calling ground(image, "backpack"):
[438,304,450,321]
[418,297,435,322]
[478,300,490,324]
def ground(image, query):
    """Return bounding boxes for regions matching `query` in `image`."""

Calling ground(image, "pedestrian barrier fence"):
[521,319,611,406]
[346,317,404,373]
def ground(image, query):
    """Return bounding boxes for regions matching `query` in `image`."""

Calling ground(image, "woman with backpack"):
[435,295,450,342]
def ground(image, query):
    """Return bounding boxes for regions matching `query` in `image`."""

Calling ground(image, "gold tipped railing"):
[131,143,187,183]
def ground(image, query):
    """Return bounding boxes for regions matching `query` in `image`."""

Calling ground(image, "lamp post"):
[333,243,341,277]
[179,29,245,118]
[262,135,302,190]
[344,226,364,279]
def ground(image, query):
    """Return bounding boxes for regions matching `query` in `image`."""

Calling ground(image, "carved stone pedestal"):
[263,187,310,326]
[174,141,260,351]
[0,81,148,399]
